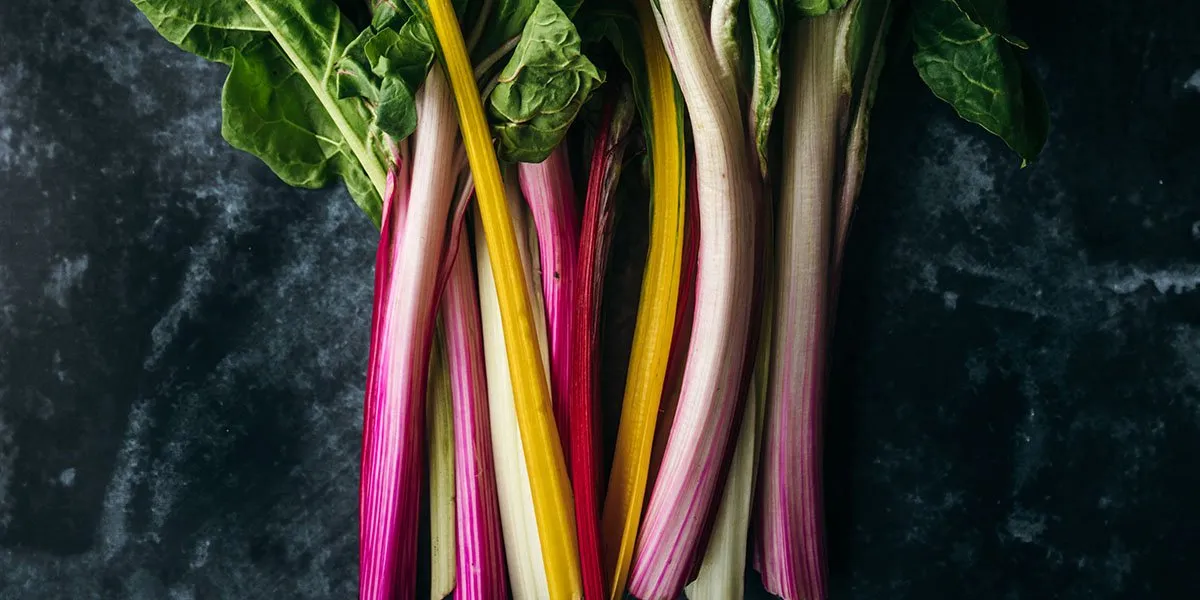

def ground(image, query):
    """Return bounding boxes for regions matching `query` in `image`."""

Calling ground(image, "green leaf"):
[132,0,266,63]
[335,29,380,102]
[578,5,650,137]
[912,0,1048,162]
[131,0,391,221]
[363,20,435,90]
[471,0,583,61]
[788,0,848,18]
[489,0,605,163]
[334,17,434,142]
[222,40,382,225]
[376,76,420,141]
[748,0,783,176]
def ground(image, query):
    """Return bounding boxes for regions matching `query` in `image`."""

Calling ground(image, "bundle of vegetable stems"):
[135,0,1048,598]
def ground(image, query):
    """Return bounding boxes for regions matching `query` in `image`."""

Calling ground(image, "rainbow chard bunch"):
[133,0,1046,598]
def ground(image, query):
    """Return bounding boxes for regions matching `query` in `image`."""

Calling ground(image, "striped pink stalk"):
[441,226,509,599]
[517,147,579,450]
[628,0,759,596]
[754,15,840,600]
[359,66,459,600]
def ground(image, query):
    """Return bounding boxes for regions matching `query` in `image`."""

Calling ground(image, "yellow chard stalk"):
[599,3,688,599]
[425,0,582,598]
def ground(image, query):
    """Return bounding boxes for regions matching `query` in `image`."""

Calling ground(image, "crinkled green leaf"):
[789,0,848,17]
[471,0,583,61]
[334,16,434,142]
[375,76,420,141]
[489,0,604,163]
[132,0,389,223]
[912,0,1048,162]
[363,20,435,90]
[336,30,380,102]
[748,0,783,176]
[371,0,414,30]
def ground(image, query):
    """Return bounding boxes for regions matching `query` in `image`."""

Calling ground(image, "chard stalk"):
[755,4,892,597]
[569,89,637,600]
[359,65,459,600]
[426,1,583,597]
[687,242,774,600]
[518,147,580,449]
[599,5,688,598]
[755,13,840,600]
[475,197,550,600]
[442,227,508,600]
[628,0,759,596]
[427,330,456,600]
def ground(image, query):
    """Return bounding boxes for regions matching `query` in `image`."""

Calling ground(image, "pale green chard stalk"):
[427,330,456,600]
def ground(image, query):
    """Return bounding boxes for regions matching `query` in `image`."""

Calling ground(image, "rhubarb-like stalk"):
[599,5,688,598]
[426,3,584,597]
[359,65,459,600]
[441,227,508,600]
[427,331,456,600]
[755,14,840,600]
[569,89,636,600]
[475,203,549,599]
[627,0,759,597]
[518,147,579,448]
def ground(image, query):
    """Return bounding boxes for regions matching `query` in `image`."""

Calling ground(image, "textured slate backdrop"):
[2,1,1199,598]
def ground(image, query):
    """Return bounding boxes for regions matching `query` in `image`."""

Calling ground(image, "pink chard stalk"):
[360,66,459,600]
[517,146,580,449]
[441,226,509,600]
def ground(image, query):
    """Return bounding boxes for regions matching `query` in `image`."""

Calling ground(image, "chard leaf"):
[370,0,413,30]
[335,18,434,142]
[130,0,264,63]
[472,0,583,61]
[578,6,651,143]
[912,0,1048,162]
[363,20,435,89]
[131,0,390,222]
[336,30,379,102]
[489,0,604,163]
[789,0,848,17]
[375,76,420,141]
[748,0,783,176]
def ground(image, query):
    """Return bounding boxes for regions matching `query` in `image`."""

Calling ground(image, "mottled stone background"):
[1,1,1198,599]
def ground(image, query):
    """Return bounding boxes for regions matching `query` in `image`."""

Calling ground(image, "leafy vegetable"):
[133,0,391,222]
[359,66,460,600]
[517,147,580,452]
[490,0,605,162]
[911,0,1049,162]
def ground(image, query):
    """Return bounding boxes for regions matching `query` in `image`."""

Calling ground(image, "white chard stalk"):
[474,176,552,600]
[630,0,759,598]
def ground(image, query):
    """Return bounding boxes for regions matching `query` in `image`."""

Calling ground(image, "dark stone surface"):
[1,1,1198,598]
